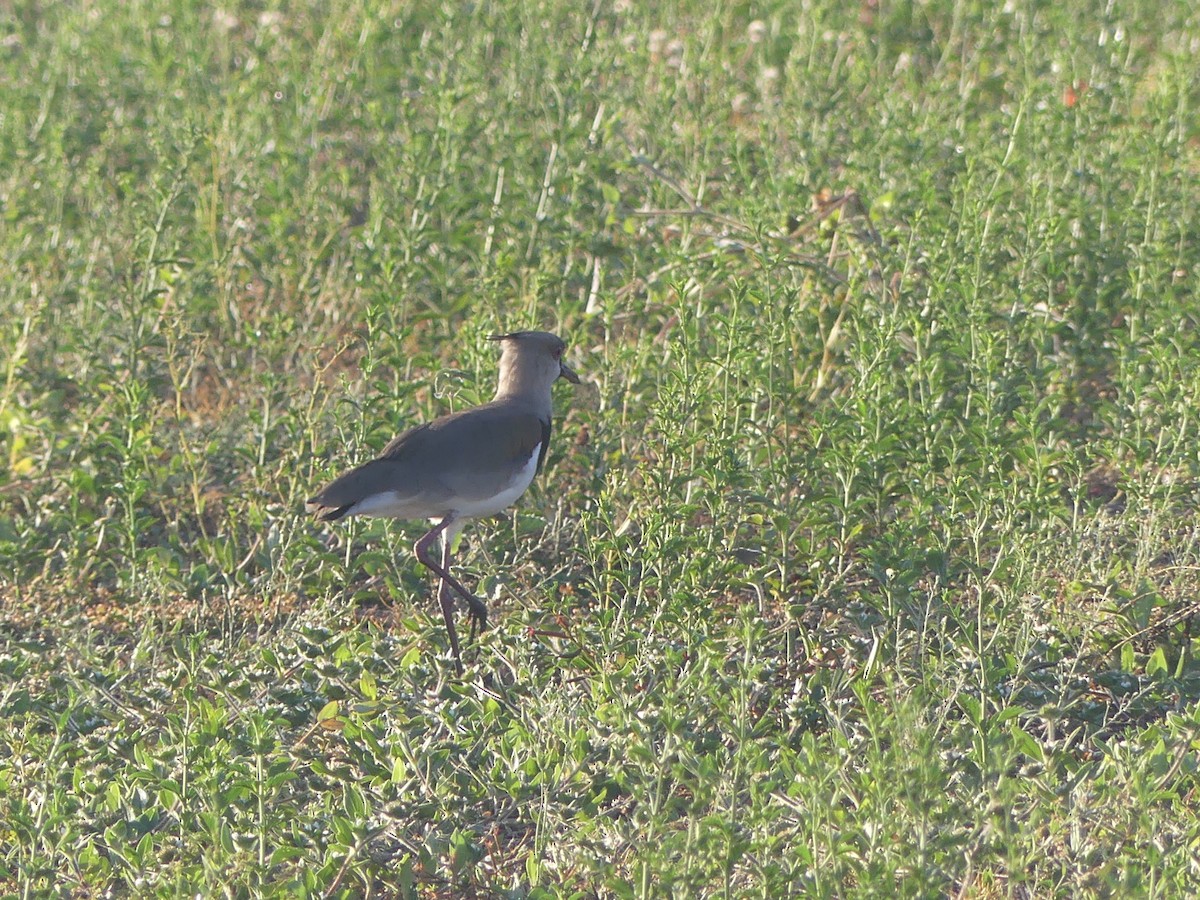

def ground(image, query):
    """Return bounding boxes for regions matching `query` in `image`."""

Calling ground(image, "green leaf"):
[1121,643,1136,673]
[1010,725,1043,762]
[1146,647,1168,677]
[957,694,983,726]
[267,770,299,791]
[318,700,340,721]
[399,646,422,670]
[344,784,367,818]
[360,669,378,701]
[271,845,306,866]
[391,757,407,784]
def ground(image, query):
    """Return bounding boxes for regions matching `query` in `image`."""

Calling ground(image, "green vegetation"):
[3,0,1199,895]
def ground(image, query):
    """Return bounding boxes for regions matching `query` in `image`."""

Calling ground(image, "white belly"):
[449,443,541,517]
[349,442,542,521]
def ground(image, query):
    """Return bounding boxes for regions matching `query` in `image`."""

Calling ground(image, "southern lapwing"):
[308,331,579,672]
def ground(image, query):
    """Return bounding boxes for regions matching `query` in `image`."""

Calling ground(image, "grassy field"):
[3,0,1200,896]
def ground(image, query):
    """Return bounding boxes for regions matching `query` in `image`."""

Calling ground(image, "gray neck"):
[493,369,554,420]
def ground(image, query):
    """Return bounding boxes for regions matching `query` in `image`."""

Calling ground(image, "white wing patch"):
[351,490,429,519]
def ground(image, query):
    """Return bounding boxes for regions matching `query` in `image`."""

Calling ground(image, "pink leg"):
[437,539,462,675]
[440,528,487,640]
[413,516,489,672]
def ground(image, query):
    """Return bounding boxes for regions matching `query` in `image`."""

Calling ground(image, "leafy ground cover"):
[2,0,1200,896]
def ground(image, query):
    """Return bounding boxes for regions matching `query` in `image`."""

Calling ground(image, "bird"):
[307,331,580,673]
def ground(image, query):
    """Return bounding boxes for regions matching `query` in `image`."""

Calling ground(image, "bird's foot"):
[465,595,489,638]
